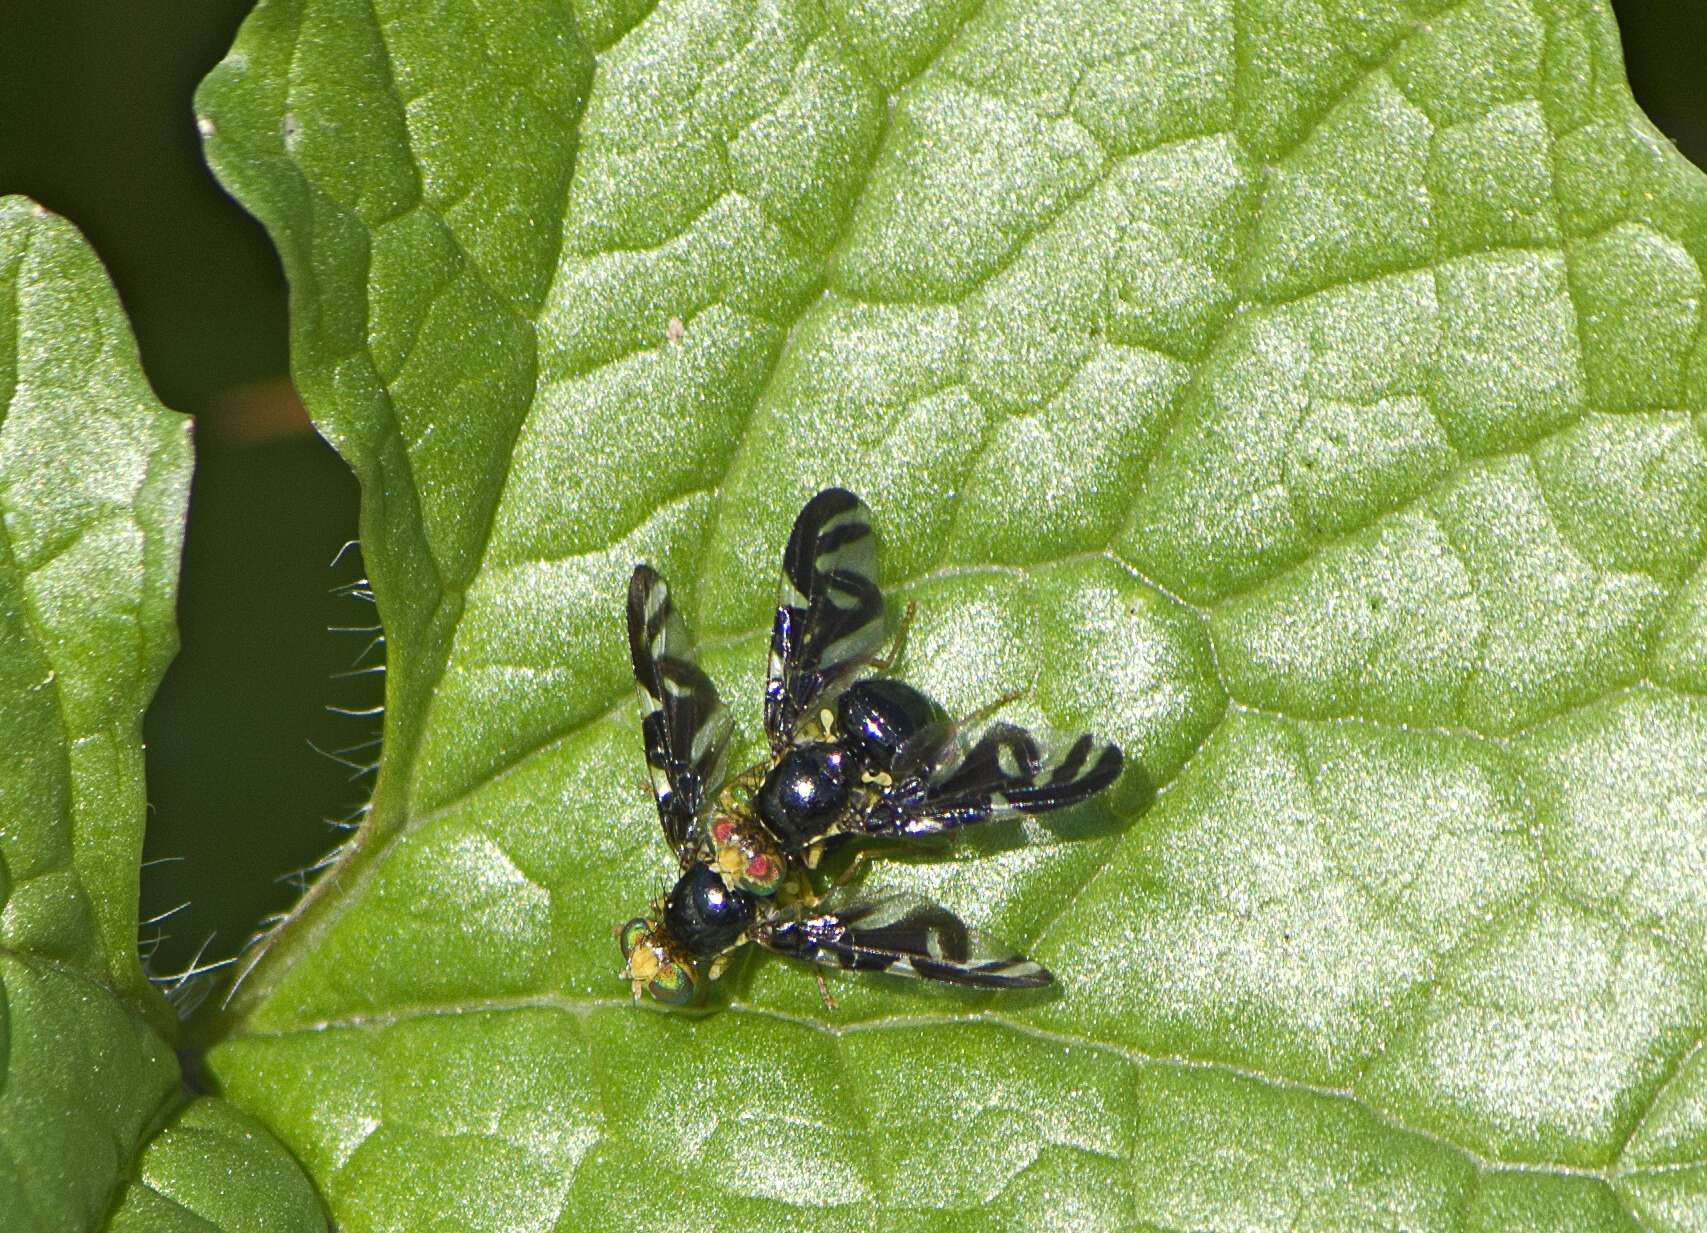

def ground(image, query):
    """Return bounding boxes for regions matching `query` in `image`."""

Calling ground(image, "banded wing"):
[627,564,732,863]
[757,894,1050,989]
[765,488,886,749]
[859,721,1123,839]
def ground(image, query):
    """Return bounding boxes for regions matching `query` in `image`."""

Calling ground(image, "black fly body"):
[618,488,1123,1004]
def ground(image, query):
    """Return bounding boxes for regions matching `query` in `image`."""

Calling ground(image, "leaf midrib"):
[220,989,1659,1194]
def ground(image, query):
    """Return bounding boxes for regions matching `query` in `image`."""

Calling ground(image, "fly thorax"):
[662,862,758,958]
[755,742,850,851]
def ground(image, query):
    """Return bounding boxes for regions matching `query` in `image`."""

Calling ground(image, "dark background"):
[0,0,1700,977]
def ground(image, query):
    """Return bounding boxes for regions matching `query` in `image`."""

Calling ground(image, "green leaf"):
[195,0,1707,1227]
[0,197,185,1231]
[0,201,186,1006]
[0,199,323,1233]
[107,1098,330,1233]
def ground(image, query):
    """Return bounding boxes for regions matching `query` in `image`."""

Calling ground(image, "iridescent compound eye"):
[618,918,649,960]
[742,851,783,895]
[648,960,697,1004]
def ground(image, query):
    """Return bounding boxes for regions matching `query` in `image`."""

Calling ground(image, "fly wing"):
[757,894,1050,989]
[765,488,886,750]
[858,721,1123,839]
[627,564,732,863]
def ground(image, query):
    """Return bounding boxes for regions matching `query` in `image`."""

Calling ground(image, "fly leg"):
[869,600,917,672]
[956,687,1023,730]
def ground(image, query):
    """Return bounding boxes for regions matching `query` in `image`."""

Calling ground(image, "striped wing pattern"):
[758,894,1051,989]
[765,487,886,749]
[626,565,732,861]
[860,722,1124,839]
[621,489,1124,1003]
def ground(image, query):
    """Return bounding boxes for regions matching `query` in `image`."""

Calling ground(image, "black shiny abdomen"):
[835,678,941,771]
[662,862,757,957]
[756,743,849,850]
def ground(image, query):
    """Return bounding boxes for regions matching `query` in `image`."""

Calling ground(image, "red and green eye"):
[618,918,649,959]
[648,960,698,1004]
[711,817,739,847]
[741,852,783,895]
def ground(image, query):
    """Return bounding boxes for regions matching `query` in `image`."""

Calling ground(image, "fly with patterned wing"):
[617,488,1123,1006]
[748,489,1124,862]
[621,564,778,1005]
[857,721,1126,840]
[625,564,732,864]
[764,486,887,748]
[757,893,1051,990]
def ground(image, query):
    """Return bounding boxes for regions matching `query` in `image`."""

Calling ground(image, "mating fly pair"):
[618,488,1123,1005]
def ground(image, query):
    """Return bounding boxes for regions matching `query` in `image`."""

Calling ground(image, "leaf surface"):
[0,199,323,1233]
[196,0,1707,1228]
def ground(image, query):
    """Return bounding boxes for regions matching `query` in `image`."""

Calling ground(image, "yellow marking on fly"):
[860,769,893,788]
[627,945,660,983]
[776,868,813,906]
[707,953,733,980]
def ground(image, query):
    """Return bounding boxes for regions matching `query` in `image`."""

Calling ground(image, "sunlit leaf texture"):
[0,199,322,1232]
[195,0,1707,1227]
